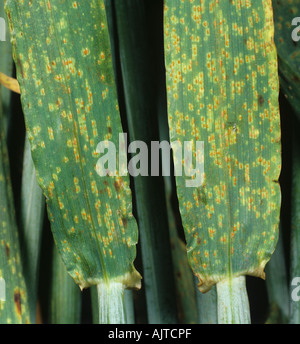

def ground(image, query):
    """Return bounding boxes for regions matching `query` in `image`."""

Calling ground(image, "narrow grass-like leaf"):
[273,0,300,118]
[0,8,29,322]
[49,245,81,324]
[165,187,198,324]
[272,0,300,324]
[164,1,281,323]
[106,0,177,323]
[0,0,13,134]
[19,133,45,322]
[5,0,141,323]
[290,123,300,324]
[265,224,289,323]
[0,87,30,323]
[0,72,19,94]
[100,1,137,325]
[195,279,217,324]
[158,77,198,324]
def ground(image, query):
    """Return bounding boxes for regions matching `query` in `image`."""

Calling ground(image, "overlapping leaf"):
[0,90,30,323]
[107,0,178,323]
[0,0,13,134]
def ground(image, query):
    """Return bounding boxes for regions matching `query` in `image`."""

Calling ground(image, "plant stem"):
[91,286,135,324]
[97,282,127,324]
[216,276,251,324]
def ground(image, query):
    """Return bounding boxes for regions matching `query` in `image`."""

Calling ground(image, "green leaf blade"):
[107,0,179,323]
[272,0,300,324]
[5,0,141,290]
[49,246,82,324]
[164,1,281,292]
[273,0,300,116]
[19,134,45,322]
[0,91,30,324]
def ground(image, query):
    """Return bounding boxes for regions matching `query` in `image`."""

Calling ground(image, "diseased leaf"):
[0,87,30,324]
[5,0,141,292]
[158,67,198,324]
[164,1,281,292]
[0,1,30,323]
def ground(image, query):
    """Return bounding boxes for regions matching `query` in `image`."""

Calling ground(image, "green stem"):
[216,276,250,324]
[97,282,127,324]
[91,286,135,324]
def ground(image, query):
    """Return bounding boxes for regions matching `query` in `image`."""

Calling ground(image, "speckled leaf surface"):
[5,0,141,290]
[0,91,30,323]
[164,0,281,292]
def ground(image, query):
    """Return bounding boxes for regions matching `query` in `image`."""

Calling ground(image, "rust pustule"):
[14,290,22,318]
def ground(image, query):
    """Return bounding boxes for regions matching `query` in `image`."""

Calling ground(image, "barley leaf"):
[5,0,141,296]
[0,88,30,324]
[164,0,281,293]
[0,0,30,324]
